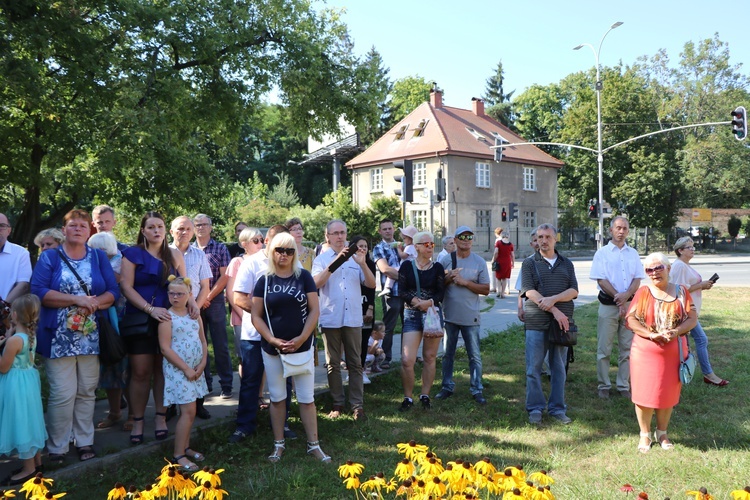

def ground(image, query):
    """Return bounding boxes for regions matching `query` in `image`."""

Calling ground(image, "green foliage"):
[387,76,433,126]
[482,60,515,128]
[268,173,300,208]
[727,215,742,239]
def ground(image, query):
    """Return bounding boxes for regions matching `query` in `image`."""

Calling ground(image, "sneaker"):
[597,389,610,400]
[283,426,298,439]
[419,395,431,410]
[473,393,487,405]
[378,287,392,297]
[434,389,453,400]
[619,389,632,399]
[363,373,371,385]
[228,429,250,444]
[220,391,233,399]
[353,408,368,422]
[399,398,414,412]
[529,411,542,425]
[551,413,572,425]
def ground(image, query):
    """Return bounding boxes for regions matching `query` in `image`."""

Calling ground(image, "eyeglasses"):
[250,238,263,244]
[416,242,435,248]
[456,234,474,241]
[289,226,304,232]
[683,246,695,251]
[274,247,296,256]
[645,264,666,274]
[168,291,187,298]
[0,223,9,229]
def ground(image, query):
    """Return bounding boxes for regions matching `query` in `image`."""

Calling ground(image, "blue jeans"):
[235,340,264,434]
[690,321,713,375]
[525,329,567,416]
[441,322,483,395]
[201,298,233,393]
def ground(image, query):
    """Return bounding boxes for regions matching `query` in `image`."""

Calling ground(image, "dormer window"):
[394,124,409,141]
[412,119,429,138]
[466,127,487,142]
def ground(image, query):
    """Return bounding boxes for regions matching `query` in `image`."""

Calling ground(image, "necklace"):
[416,259,432,270]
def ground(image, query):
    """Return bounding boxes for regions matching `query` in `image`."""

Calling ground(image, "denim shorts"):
[403,306,443,333]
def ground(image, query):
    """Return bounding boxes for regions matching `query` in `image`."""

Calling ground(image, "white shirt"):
[0,241,32,300]
[169,244,212,299]
[670,259,704,315]
[312,248,366,328]
[589,242,645,294]
[233,251,269,341]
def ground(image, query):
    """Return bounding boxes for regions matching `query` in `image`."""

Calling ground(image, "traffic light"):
[508,202,518,222]
[393,159,413,202]
[501,207,507,222]
[588,199,598,219]
[435,168,446,201]
[731,106,747,141]
[494,136,503,162]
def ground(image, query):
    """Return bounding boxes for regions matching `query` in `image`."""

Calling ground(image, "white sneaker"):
[363,373,371,385]
[378,287,392,297]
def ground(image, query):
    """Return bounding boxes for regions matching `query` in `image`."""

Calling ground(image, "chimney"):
[430,89,443,109]
[472,97,485,116]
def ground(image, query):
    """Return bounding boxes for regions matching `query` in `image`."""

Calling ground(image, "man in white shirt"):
[312,219,375,421]
[0,213,32,305]
[589,216,645,399]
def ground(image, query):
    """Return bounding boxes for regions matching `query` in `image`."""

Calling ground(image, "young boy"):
[365,321,387,373]
[379,225,418,297]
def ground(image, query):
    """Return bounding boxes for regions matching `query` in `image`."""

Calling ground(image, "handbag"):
[57,249,98,335]
[678,337,696,384]
[548,317,578,346]
[491,261,499,272]
[263,275,314,378]
[119,310,152,337]
[97,309,127,366]
[411,260,444,338]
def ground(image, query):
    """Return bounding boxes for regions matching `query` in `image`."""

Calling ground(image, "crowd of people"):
[0,209,730,483]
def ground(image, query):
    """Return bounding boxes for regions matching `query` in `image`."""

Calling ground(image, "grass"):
[54,288,750,499]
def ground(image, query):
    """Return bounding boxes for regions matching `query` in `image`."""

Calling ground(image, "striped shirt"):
[520,250,578,331]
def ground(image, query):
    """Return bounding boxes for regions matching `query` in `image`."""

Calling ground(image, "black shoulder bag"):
[530,258,578,346]
[58,249,126,365]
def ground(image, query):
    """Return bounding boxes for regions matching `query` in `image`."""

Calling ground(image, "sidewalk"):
[0,274,598,483]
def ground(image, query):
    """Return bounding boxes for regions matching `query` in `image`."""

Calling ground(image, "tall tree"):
[0,0,380,248]
[354,47,392,147]
[482,61,515,128]
[386,76,433,127]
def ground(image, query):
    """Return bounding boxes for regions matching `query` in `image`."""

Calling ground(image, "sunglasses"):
[250,238,263,244]
[645,264,665,274]
[416,242,435,248]
[274,247,296,256]
[456,234,474,241]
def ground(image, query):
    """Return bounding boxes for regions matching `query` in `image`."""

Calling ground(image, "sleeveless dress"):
[494,240,514,279]
[163,311,208,405]
[0,333,48,459]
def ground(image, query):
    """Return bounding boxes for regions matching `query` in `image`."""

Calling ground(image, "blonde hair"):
[673,236,694,257]
[88,232,118,257]
[10,294,40,349]
[167,275,192,293]
[644,252,670,270]
[266,232,301,278]
[34,228,65,248]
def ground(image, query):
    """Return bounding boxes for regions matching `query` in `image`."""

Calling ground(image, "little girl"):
[158,276,208,472]
[0,294,47,486]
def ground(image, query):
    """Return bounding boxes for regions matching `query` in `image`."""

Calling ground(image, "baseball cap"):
[454,226,474,237]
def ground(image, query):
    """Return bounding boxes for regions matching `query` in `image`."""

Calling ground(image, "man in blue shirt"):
[371,219,402,369]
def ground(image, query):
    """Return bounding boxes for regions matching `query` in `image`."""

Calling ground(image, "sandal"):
[77,446,96,462]
[154,411,168,441]
[48,453,67,465]
[637,432,652,453]
[122,417,134,432]
[655,430,674,450]
[130,416,145,445]
[96,412,121,429]
[172,454,200,472]
[258,397,269,411]
[184,448,205,462]
[306,440,332,463]
[268,439,285,463]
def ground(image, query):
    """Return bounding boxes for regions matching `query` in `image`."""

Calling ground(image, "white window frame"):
[410,210,427,230]
[523,210,536,229]
[370,167,383,193]
[476,209,491,229]
[523,167,536,191]
[413,162,427,189]
[475,162,491,188]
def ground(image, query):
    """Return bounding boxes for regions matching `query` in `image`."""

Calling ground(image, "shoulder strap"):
[530,257,545,297]
[57,249,90,296]
[263,275,275,339]
[410,260,421,297]
[450,251,457,271]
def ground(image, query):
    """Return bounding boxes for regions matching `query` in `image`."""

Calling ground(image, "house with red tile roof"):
[346,89,564,252]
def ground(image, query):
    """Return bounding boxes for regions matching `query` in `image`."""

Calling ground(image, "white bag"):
[279,349,314,378]
[423,306,444,338]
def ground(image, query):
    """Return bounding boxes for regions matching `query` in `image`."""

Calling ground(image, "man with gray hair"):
[590,216,644,400]
[312,219,376,421]
[520,223,577,425]
[0,213,31,340]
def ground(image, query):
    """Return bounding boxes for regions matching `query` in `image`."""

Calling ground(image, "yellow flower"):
[529,470,554,486]
[731,487,750,500]
[0,489,16,499]
[384,479,398,493]
[106,482,127,500]
[343,477,360,490]
[419,456,444,476]
[504,466,527,482]
[687,488,714,500]
[493,468,522,491]
[30,493,66,499]
[338,461,365,479]
[502,488,525,499]
[20,475,53,498]
[193,468,225,488]
[474,457,497,477]
[191,480,229,500]
[395,459,416,481]
[423,476,446,497]
[397,440,429,461]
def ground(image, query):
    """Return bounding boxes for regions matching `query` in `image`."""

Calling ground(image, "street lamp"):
[574,21,623,248]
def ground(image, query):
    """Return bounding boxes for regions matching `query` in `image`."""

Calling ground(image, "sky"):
[327,0,750,109]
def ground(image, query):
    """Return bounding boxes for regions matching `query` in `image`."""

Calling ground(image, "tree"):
[354,47,392,147]
[1,1,381,249]
[727,215,742,244]
[482,61,515,128]
[386,76,433,127]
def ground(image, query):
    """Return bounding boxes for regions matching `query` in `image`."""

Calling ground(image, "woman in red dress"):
[626,253,697,453]
[492,229,514,298]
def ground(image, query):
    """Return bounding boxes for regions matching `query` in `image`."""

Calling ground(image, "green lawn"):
[54,288,750,499]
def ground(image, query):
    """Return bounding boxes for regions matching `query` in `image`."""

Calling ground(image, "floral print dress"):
[163,311,208,405]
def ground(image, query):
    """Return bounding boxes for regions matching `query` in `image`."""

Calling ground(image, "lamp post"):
[574,21,623,248]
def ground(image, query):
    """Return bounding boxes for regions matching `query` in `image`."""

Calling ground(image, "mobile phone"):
[708,273,719,283]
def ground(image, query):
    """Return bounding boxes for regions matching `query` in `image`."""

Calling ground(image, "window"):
[476,209,491,229]
[523,211,536,229]
[370,168,383,192]
[466,127,487,142]
[412,119,429,138]
[523,167,536,191]
[410,210,427,230]
[393,124,409,141]
[475,162,491,188]
[413,162,426,188]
